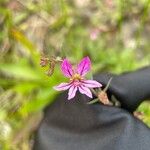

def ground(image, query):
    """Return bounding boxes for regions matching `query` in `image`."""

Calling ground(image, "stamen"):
[70,73,83,81]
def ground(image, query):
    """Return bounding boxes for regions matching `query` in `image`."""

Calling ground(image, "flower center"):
[70,73,83,82]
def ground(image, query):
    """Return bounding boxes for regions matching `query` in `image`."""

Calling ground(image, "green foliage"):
[138,101,150,126]
[0,0,150,149]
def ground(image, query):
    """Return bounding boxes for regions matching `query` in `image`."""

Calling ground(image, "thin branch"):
[103,77,113,92]
[16,0,50,24]
[87,98,99,104]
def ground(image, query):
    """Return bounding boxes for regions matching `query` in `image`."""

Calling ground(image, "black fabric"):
[94,67,150,112]
[33,67,150,150]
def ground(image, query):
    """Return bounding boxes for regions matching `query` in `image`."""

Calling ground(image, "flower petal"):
[53,83,71,91]
[82,80,102,88]
[68,86,78,100]
[61,59,73,78]
[79,85,93,98]
[77,57,91,76]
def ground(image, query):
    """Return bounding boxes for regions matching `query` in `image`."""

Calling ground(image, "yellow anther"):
[70,74,83,81]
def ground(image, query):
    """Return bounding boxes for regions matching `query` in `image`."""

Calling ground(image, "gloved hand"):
[94,66,150,112]
[33,67,150,150]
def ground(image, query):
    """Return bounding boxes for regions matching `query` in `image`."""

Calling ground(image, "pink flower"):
[90,28,100,41]
[54,57,102,100]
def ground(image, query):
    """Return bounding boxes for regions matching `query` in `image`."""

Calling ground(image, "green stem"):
[103,77,113,92]
[87,98,99,105]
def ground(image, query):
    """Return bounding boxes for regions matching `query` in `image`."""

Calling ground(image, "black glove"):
[94,66,150,112]
[33,67,150,150]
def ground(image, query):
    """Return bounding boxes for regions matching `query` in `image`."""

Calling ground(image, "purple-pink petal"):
[68,86,78,100]
[82,80,102,88]
[53,83,71,91]
[77,57,91,76]
[79,85,93,98]
[61,59,73,78]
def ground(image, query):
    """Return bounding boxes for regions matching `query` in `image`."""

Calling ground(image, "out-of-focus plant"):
[0,0,150,149]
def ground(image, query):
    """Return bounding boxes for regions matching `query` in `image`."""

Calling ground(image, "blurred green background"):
[0,0,150,149]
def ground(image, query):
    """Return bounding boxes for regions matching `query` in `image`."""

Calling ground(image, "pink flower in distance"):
[54,57,102,100]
